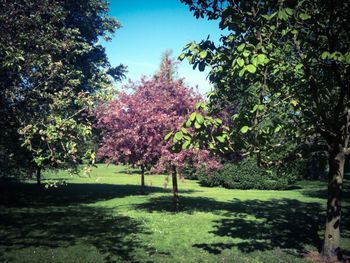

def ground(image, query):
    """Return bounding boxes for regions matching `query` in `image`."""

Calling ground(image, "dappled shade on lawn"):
[135,194,349,255]
[0,182,163,262]
[0,182,192,207]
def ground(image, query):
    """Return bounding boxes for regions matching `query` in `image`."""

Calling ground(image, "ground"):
[0,164,349,263]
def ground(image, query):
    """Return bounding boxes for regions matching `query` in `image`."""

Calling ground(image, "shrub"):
[179,166,198,180]
[196,167,222,187]
[275,158,307,184]
[197,158,296,190]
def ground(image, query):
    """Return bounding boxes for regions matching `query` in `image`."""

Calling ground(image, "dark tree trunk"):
[36,166,41,185]
[321,150,344,259]
[171,165,179,212]
[140,165,145,195]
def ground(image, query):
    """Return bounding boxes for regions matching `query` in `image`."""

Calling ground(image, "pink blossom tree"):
[95,53,201,194]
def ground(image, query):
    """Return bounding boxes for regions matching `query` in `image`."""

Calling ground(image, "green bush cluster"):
[276,158,307,183]
[179,166,198,180]
[196,158,303,190]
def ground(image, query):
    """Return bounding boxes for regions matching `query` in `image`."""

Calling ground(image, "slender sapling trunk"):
[36,166,41,185]
[171,165,179,212]
[140,165,145,194]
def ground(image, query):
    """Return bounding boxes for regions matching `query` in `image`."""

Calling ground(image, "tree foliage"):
[0,0,125,178]
[179,0,350,258]
[96,54,199,169]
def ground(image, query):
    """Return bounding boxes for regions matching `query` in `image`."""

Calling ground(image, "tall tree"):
[0,0,125,180]
[95,54,199,194]
[179,0,350,258]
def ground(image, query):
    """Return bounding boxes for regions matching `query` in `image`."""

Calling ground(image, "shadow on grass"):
[0,182,195,207]
[135,195,327,254]
[0,205,152,263]
[300,179,350,200]
[116,169,142,175]
[194,198,324,254]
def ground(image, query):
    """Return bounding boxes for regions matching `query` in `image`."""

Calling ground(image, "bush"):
[197,158,296,190]
[276,158,307,183]
[179,166,198,180]
[196,167,222,187]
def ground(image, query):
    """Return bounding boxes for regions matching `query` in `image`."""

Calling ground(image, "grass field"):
[0,164,349,263]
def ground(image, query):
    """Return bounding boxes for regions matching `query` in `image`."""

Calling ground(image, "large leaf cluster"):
[178,0,350,163]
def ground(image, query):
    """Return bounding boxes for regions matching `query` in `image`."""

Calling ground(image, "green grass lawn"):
[0,164,349,263]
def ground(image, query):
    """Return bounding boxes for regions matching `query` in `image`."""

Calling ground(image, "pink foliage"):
[154,144,222,174]
[95,55,209,170]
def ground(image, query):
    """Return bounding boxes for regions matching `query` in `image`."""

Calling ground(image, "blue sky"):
[103,0,225,94]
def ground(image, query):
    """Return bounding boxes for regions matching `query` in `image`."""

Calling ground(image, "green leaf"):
[216,136,225,143]
[194,122,201,129]
[232,113,239,120]
[237,58,245,67]
[246,64,257,73]
[182,140,191,150]
[189,42,197,51]
[345,52,350,64]
[243,50,250,57]
[164,131,173,141]
[257,54,267,64]
[178,53,185,60]
[321,51,330,59]
[251,104,264,113]
[285,8,294,15]
[240,126,250,134]
[199,50,208,59]
[185,118,192,128]
[195,114,204,124]
[251,104,258,113]
[174,131,183,141]
[262,12,276,21]
[274,125,282,133]
[237,43,246,52]
[214,118,223,124]
[262,14,271,20]
[239,68,245,77]
[278,9,288,20]
[195,102,206,109]
[189,112,197,121]
[295,63,303,70]
[252,57,258,67]
[299,13,311,20]
[290,99,298,106]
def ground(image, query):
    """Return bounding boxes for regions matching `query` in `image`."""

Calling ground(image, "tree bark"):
[171,165,179,212]
[36,166,41,185]
[321,150,344,259]
[140,165,145,194]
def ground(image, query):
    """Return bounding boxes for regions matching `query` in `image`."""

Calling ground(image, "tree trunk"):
[171,165,179,212]
[140,165,145,194]
[321,150,344,259]
[36,166,41,185]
